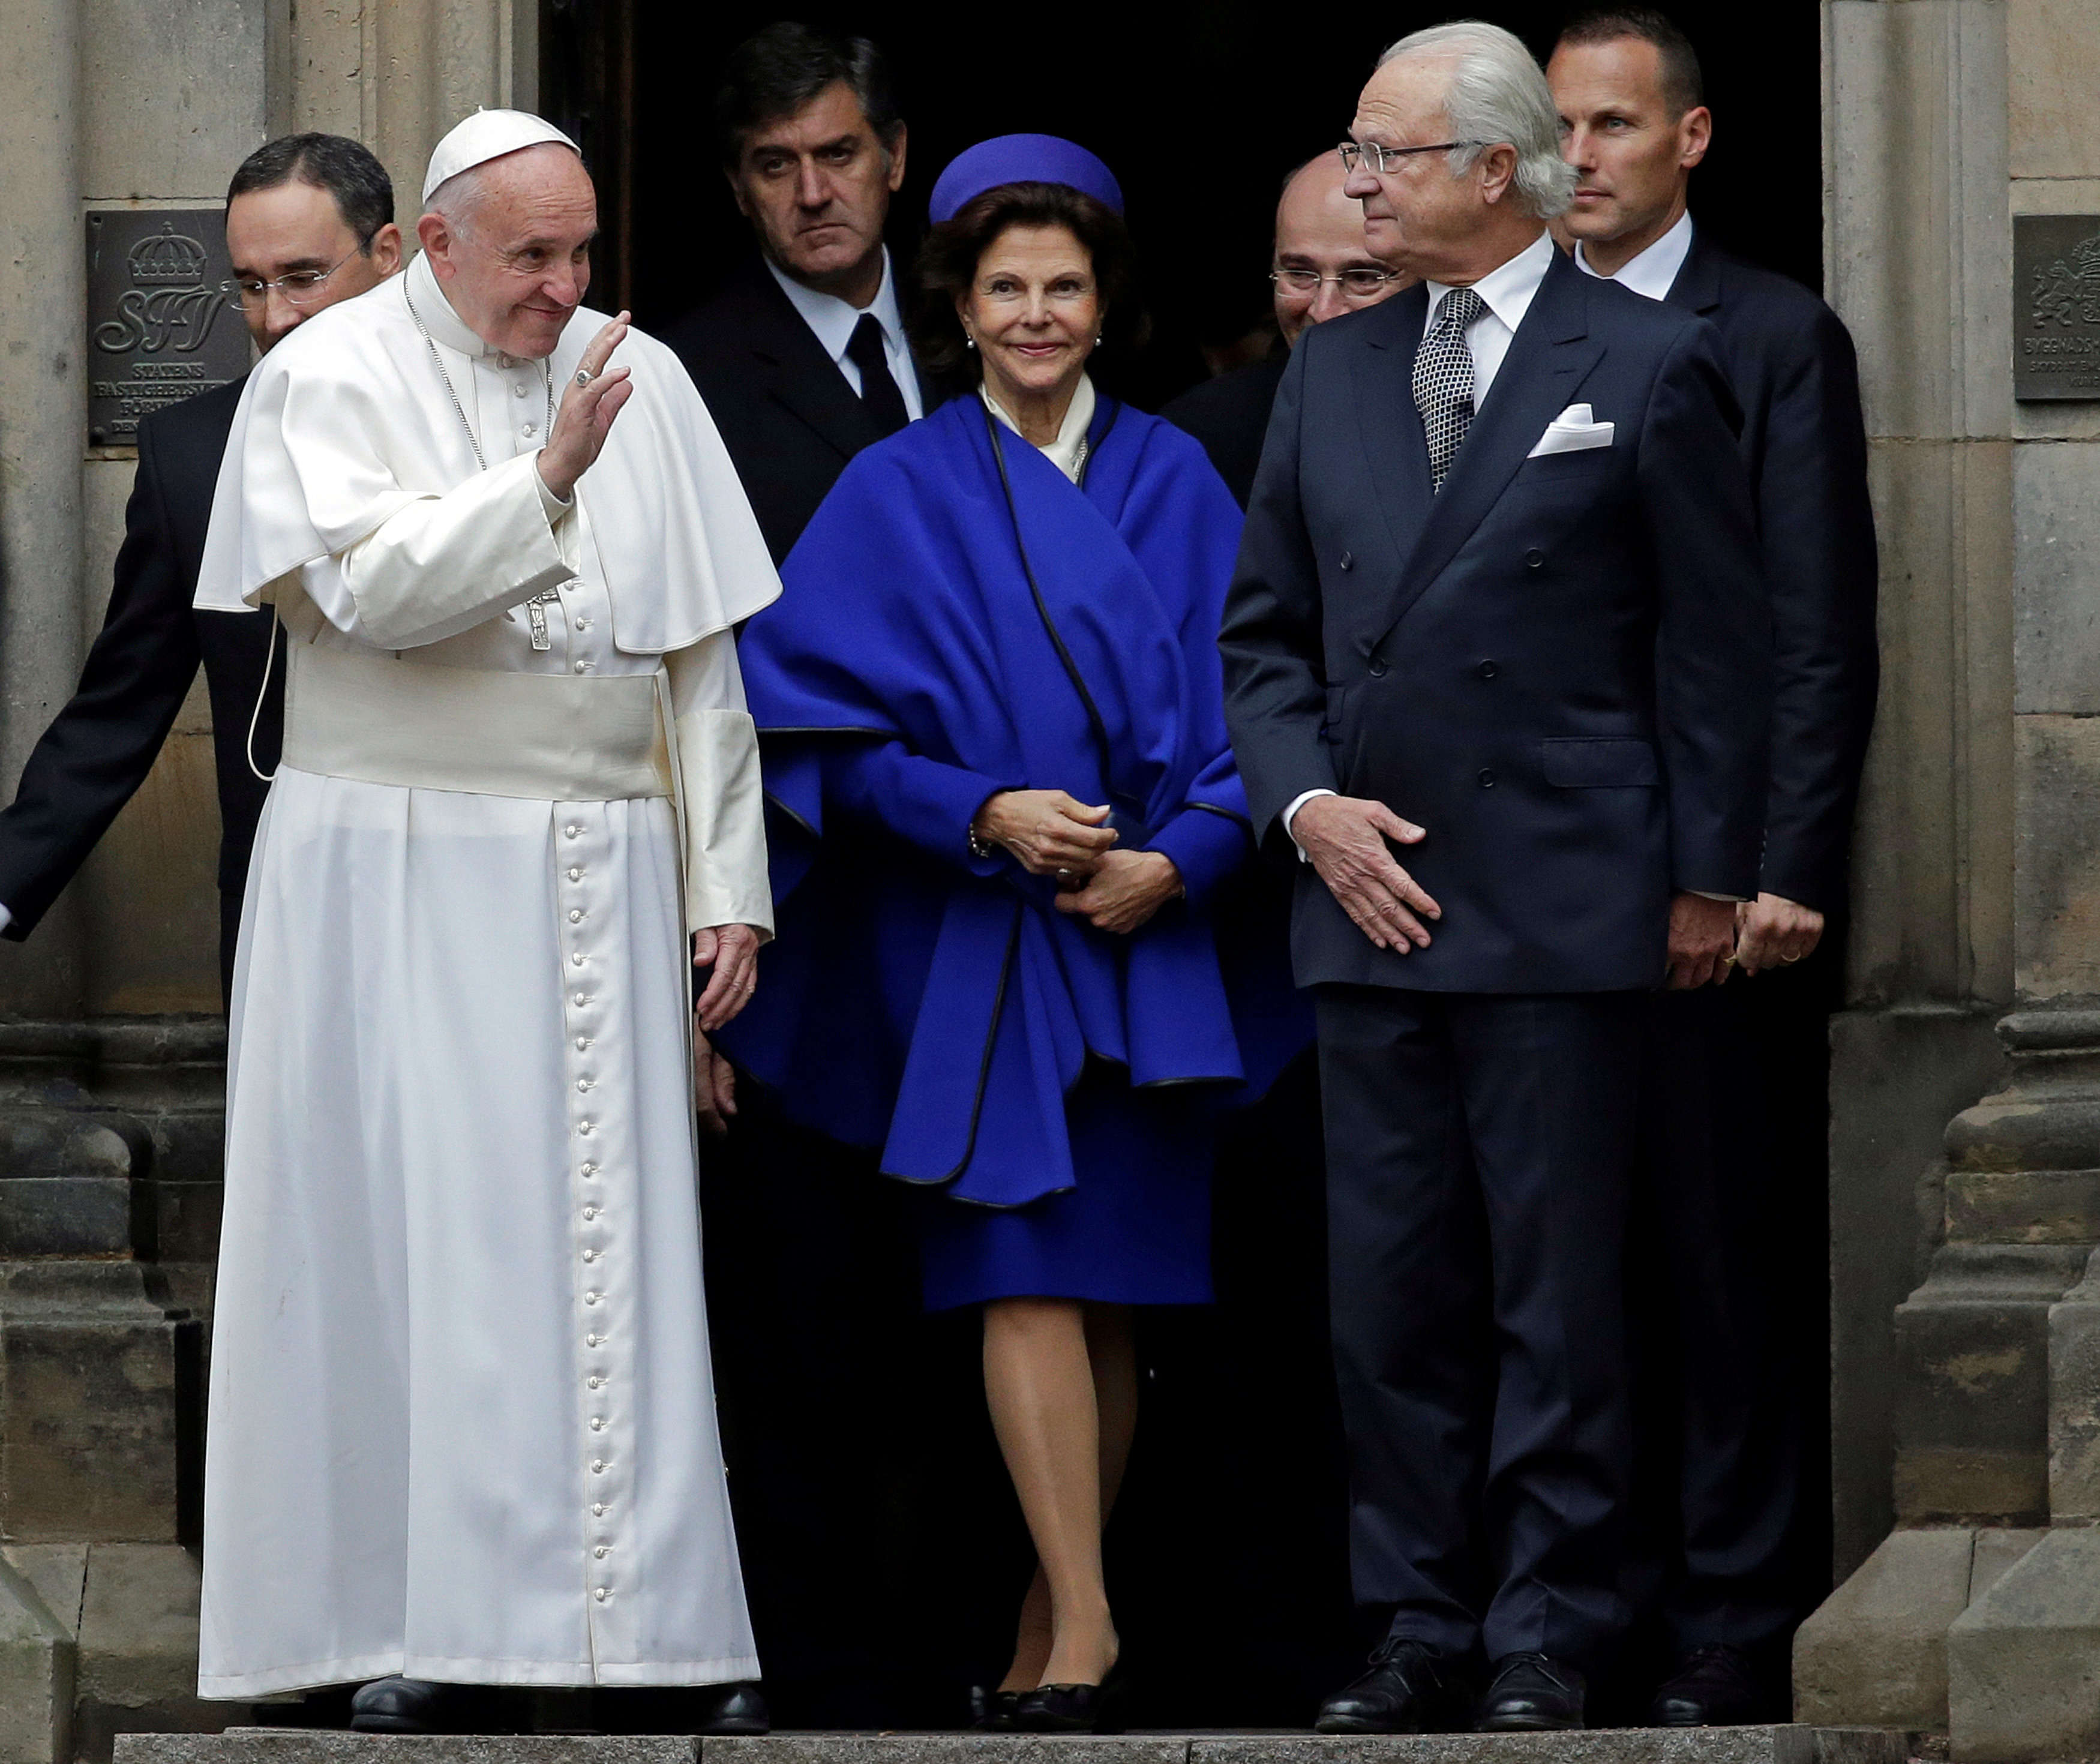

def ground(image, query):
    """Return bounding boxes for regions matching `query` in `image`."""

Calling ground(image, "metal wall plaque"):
[2017,214,2100,400]
[85,209,247,448]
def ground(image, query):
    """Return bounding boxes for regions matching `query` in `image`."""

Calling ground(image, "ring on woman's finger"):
[1781,953,1801,964]
[574,368,595,387]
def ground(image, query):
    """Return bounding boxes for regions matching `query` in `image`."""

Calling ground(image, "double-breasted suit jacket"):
[1222,247,1773,995]
[0,377,283,1001]
[664,263,935,566]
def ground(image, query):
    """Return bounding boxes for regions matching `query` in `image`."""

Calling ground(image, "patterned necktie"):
[1412,286,1486,491]
[845,312,910,438]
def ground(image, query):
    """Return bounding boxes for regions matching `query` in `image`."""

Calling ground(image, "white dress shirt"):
[1574,208,1694,301]
[764,248,924,421]
[1282,229,1559,854]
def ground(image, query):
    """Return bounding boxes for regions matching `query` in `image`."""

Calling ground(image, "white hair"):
[1377,20,1576,220]
[424,165,488,224]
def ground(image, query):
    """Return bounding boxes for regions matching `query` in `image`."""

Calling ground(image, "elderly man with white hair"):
[194,111,778,1732]
[1220,23,1771,1732]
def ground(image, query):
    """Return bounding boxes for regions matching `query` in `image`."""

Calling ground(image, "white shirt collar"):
[406,249,533,363]
[1423,229,1557,337]
[765,247,907,367]
[1574,209,1695,302]
[982,374,1097,483]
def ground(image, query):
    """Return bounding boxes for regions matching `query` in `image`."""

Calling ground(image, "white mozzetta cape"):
[199,253,778,653]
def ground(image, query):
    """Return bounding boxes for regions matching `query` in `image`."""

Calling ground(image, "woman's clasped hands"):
[970,789,1183,934]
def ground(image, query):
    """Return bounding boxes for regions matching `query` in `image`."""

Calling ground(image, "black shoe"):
[1650,1645,1769,1726]
[1477,1653,1585,1732]
[695,1682,769,1736]
[1314,1638,1474,1734]
[349,1678,449,1734]
[1013,1662,1127,1734]
[969,1687,1022,1732]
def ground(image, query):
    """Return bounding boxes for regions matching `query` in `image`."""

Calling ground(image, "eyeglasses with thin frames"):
[220,247,363,310]
[1337,140,1486,176]
[1270,268,1402,297]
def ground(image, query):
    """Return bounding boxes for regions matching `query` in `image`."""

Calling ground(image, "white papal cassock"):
[193,249,780,1697]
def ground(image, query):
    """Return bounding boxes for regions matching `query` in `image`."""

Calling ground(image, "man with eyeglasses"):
[1222,19,1770,1733]
[0,133,401,1004]
[1548,7,1877,1727]
[1165,150,1412,506]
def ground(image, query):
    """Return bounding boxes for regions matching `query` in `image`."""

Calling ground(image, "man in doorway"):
[0,134,401,1004]
[1222,22,1770,1731]
[1549,8,1879,1724]
[1165,151,1411,506]
[666,22,929,563]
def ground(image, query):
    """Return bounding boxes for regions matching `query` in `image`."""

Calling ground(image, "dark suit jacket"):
[1222,247,1771,995]
[1666,232,1878,914]
[0,377,283,956]
[1161,350,1289,509]
[662,262,936,565]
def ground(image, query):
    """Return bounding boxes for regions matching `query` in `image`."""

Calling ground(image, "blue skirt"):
[916,1065,1216,1312]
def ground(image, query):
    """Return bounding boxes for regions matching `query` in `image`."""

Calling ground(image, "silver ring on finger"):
[575,368,595,387]
[1781,953,1801,964]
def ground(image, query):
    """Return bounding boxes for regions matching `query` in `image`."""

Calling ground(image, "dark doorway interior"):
[540,0,1833,1732]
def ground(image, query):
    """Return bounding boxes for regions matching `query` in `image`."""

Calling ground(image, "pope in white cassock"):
[194,112,778,1720]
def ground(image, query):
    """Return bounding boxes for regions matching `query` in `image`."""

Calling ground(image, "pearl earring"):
[965,335,977,350]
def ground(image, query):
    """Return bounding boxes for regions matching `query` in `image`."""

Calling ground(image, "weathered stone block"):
[2048,1249,2100,1527]
[2014,715,2100,998]
[1192,1735,1909,1764]
[118,1742,697,1764]
[1893,1245,2089,1522]
[1794,1526,1975,1727]
[2,1545,85,1639]
[0,1553,74,1764]
[2013,442,2100,716]
[2009,0,2100,179]
[1948,1525,2100,1760]
[1945,1167,2100,1241]
[0,1264,198,1543]
[75,1546,243,1763]
[1829,1009,2011,1577]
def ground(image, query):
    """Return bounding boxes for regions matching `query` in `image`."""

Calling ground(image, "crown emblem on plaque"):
[128,226,208,287]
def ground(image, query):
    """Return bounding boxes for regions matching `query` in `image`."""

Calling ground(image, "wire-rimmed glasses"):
[1337,139,1484,175]
[220,247,362,310]
[1270,267,1403,298]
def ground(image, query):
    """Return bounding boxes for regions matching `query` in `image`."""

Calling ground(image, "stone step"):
[113,1724,1915,1764]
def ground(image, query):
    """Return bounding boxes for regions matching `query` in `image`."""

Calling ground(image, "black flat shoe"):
[1477,1652,1585,1732]
[969,1687,1023,1732]
[349,1677,450,1734]
[1014,1662,1127,1734]
[697,1682,770,1736]
[1315,1637,1475,1734]
[1650,1645,1770,1726]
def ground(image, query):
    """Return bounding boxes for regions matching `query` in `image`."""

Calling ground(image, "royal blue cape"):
[721,392,1308,1208]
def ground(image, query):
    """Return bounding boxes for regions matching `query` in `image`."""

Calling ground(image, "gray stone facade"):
[7,0,2100,1756]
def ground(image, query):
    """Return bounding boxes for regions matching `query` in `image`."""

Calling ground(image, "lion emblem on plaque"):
[2032,230,2100,330]
[92,222,230,356]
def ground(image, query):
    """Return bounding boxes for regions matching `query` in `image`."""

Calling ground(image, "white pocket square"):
[1526,403,1616,458]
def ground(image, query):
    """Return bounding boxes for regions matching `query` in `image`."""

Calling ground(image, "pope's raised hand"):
[537,313,634,504]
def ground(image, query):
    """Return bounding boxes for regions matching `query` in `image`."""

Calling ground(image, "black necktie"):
[1412,286,1486,491]
[845,313,910,437]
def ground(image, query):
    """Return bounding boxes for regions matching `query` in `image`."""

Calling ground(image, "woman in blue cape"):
[721,136,1305,1729]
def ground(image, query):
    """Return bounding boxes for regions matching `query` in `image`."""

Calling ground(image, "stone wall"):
[1809,0,2100,1751]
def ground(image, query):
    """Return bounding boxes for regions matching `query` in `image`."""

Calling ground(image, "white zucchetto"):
[422,109,580,205]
